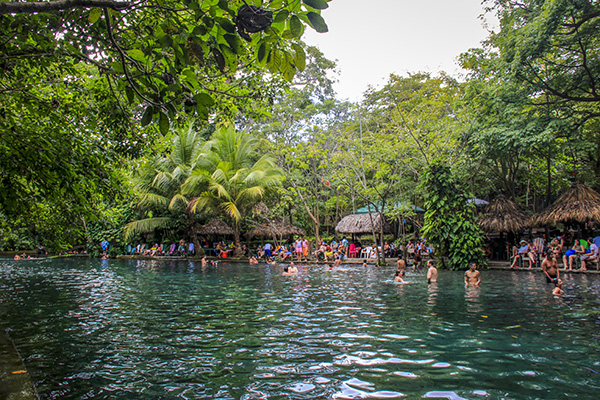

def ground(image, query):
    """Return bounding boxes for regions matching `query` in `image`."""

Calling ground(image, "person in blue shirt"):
[100,239,109,256]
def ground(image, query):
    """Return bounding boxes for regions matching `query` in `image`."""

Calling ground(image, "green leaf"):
[274,10,290,23]
[127,49,146,62]
[141,105,153,127]
[218,18,236,33]
[292,43,306,71]
[159,112,169,134]
[306,12,328,33]
[303,0,329,10]
[89,8,102,24]
[195,102,208,119]
[195,93,215,106]
[125,86,134,104]
[109,61,124,73]
[224,34,241,54]
[257,42,269,64]
[289,15,303,38]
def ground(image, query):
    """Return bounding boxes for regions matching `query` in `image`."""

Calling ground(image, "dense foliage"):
[4,0,600,266]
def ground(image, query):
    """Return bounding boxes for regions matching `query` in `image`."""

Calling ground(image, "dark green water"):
[0,258,599,399]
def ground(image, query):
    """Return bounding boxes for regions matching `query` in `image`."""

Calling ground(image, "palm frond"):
[221,201,242,222]
[138,193,169,209]
[124,217,173,241]
[169,194,189,211]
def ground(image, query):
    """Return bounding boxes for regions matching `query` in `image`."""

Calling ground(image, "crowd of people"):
[508,236,599,271]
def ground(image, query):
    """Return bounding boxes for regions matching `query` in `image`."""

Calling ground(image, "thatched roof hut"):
[529,182,600,226]
[335,213,393,234]
[246,218,305,239]
[478,195,529,232]
[198,218,235,236]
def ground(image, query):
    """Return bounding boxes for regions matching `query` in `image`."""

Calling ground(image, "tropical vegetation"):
[2,0,600,269]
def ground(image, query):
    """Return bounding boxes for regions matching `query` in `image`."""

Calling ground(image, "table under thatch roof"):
[198,218,235,236]
[478,195,529,232]
[335,213,393,234]
[529,182,600,226]
[246,219,305,238]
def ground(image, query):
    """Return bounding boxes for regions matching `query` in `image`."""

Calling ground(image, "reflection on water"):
[1,258,600,399]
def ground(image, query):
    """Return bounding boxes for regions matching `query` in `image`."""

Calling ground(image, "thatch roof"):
[478,195,529,232]
[246,218,305,238]
[335,213,393,234]
[198,218,235,236]
[529,182,600,226]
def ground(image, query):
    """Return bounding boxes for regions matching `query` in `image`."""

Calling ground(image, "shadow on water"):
[0,258,599,399]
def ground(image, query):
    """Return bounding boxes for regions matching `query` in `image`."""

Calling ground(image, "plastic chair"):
[360,247,372,259]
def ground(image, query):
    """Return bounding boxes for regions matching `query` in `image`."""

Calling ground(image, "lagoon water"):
[0,258,599,399]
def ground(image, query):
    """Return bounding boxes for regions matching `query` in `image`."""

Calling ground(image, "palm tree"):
[183,124,283,251]
[124,124,207,252]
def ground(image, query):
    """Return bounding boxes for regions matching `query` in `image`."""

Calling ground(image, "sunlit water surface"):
[1,258,599,399]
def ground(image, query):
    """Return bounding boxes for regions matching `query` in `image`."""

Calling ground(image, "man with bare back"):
[396,258,406,277]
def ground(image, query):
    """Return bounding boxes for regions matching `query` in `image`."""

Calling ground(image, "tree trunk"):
[546,148,552,207]
[233,223,242,256]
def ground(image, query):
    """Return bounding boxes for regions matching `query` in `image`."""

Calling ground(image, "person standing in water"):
[426,260,438,284]
[542,252,560,284]
[396,258,406,278]
[464,262,481,286]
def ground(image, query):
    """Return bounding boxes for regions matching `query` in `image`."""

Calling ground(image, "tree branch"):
[0,0,132,15]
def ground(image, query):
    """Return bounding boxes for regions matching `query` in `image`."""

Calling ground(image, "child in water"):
[362,260,368,268]
[552,279,564,295]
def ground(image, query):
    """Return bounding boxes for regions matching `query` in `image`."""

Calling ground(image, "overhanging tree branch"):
[0,0,132,15]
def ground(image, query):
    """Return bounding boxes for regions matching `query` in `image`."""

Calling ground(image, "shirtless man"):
[426,260,438,284]
[201,256,208,268]
[542,253,560,284]
[334,257,342,267]
[396,258,406,277]
[464,262,481,286]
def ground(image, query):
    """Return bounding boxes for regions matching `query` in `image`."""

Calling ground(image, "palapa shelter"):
[478,195,529,233]
[529,182,600,226]
[197,218,235,236]
[335,213,393,235]
[246,218,305,240]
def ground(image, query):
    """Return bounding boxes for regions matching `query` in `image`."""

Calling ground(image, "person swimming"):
[288,262,298,274]
[552,279,564,295]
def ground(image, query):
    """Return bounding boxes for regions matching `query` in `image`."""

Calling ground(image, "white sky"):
[303,0,497,101]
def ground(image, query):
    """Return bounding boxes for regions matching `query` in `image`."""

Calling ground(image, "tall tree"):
[184,125,283,251]
[125,124,207,251]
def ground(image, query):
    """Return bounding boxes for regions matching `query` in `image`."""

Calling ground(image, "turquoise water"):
[0,258,599,399]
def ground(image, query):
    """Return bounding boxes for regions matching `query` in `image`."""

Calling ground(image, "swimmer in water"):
[394,270,407,283]
[552,279,564,295]
[282,266,292,276]
[288,262,298,274]
[201,256,208,268]
[249,256,258,264]
[334,257,342,267]
[464,262,481,286]
[362,260,368,268]
[426,260,438,284]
